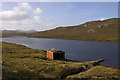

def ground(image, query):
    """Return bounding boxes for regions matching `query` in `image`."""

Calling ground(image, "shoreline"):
[2,42,119,80]
[1,36,119,42]
[1,41,118,68]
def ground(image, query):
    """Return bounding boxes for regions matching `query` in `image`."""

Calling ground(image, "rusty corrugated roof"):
[48,48,64,53]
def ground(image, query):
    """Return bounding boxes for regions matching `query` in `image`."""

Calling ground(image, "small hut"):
[46,48,65,60]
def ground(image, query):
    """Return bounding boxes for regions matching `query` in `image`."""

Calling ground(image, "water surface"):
[1,37,118,68]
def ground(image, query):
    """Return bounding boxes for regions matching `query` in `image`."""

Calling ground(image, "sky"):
[1,0,120,2]
[0,2,118,31]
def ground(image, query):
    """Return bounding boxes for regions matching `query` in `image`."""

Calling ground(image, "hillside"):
[27,18,118,42]
[2,42,119,80]
[2,18,119,42]
[1,30,37,37]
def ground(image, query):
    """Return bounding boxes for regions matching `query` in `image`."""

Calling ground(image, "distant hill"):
[2,18,119,42]
[27,18,118,42]
[1,30,37,37]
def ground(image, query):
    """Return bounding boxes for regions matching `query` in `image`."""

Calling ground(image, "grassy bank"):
[2,42,119,80]
[66,66,119,80]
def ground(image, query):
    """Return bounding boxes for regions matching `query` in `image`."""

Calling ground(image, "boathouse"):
[47,48,65,60]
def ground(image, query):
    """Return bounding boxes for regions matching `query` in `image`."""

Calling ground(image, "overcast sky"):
[0,2,118,31]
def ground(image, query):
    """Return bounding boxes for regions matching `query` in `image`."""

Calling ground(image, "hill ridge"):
[27,18,118,42]
[2,18,119,42]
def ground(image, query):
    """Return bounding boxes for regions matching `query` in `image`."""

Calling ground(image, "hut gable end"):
[46,48,65,60]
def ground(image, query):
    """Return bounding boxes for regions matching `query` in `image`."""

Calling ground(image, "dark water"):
[1,36,118,68]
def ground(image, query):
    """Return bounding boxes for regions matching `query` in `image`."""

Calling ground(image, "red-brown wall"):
[47,50,53,59]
